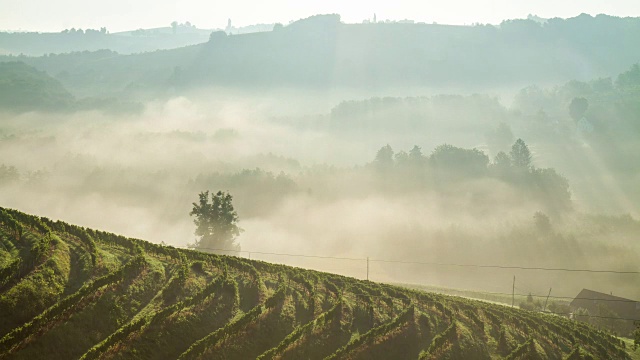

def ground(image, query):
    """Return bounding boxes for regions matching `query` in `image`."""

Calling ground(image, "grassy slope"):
[0,206,634,360]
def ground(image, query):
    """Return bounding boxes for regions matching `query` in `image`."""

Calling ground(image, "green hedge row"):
[0,257,21,288]
[0,209,23,241]
[2,208,50,236]
[419,319,458,359]
[257,298,344,360]
[178,285,288,360]
[81,275,238,360]
[505,338,536,360]
[327,305,416,360]
[0,255,146,353]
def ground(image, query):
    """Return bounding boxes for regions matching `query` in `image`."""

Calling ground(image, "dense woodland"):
[0,24,212,56]
[2,14,640,98]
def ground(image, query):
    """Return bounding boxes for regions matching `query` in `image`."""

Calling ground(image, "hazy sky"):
[2,0,640,32]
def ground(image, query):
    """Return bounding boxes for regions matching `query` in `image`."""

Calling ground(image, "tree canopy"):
[510,138,532,169]
[190,190,242,253]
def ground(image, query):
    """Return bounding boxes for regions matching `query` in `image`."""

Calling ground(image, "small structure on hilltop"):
[570,288,640,335]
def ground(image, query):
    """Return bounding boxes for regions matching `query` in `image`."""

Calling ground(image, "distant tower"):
[226,19,232,33]
[373,13,377,23]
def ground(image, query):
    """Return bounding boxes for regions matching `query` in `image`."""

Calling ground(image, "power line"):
[333,290,640,322]
[182,246,640,306]
[521,293,640,304]
[541,310,640,322]
[248,250,364,262]
[513,279,640,303]
[515,285,538,294]
[407,286,640,306]
[376,288,640,321]
[341,291,640,323]
[180,245,640,319]
[339,277,640,321]
[180,246,640,306]
[185,246,640,275]
[369,258,640,275]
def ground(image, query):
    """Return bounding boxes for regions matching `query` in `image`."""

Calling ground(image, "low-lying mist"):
[1,88,639,302]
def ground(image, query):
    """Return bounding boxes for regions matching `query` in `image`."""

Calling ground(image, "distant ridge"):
[3,13,640,98]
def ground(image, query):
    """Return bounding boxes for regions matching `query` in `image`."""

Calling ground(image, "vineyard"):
[0,206,634,359]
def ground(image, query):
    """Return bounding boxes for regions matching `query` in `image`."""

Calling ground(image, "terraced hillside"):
[0,206,633,359]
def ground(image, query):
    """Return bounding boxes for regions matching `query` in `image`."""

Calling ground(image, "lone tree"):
[510,138,532,170]
[569,97,589,121]
[190,190,242,253]
[374,144,394,170]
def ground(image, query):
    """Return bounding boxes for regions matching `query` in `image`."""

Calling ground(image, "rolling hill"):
[0,61,75,112]
[4,13,640,99]
[0,61,143,113]
[0,26,212,57]
[0,206,634,359]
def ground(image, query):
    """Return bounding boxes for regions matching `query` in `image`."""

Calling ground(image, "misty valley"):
[1,11,640,359]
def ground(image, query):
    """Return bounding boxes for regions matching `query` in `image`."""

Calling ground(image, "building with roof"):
[570,288,640,335]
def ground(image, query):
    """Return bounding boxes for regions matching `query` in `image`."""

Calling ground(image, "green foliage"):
[430,144,489,177]
[82,275,237,360]
[0,207,632,359]
[510,138,532,169]
[505,338,542,360]
[497,326,513,356]
[63,227,97,265]
[569,97,589,121]
[79,317,147,360]
[420,319,458,358]
[531,167,572,211]
[519,293,543,312]
[190,190,242,252]
[191,168,297,218]
[190,260,205,272]
[548,301,571,317]
[534,212,552,234]
[257,299,343,359]
[0,256,145,353]
[0,214,54,293]
[177,287,280,359]
[0,164,19,185]
[6,16,640,96]
[617,63,640,89]
[0,238,72,334]
[0,257,22,288]
[374,144,395,170]
[0,210,22,241]
[565,346,596,360]
[329,305,416,360]
[0,61,74,112]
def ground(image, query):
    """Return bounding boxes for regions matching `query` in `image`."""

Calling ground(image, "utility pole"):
[544,288,552,312]
[512,276,515,308]
[366,257,369,281]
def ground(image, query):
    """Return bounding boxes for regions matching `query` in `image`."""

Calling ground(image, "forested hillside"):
[0,61,142,113]
[3,13,640,98]
[0,207,634,359]
[0,25,212,56]
[0,62,74,112]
